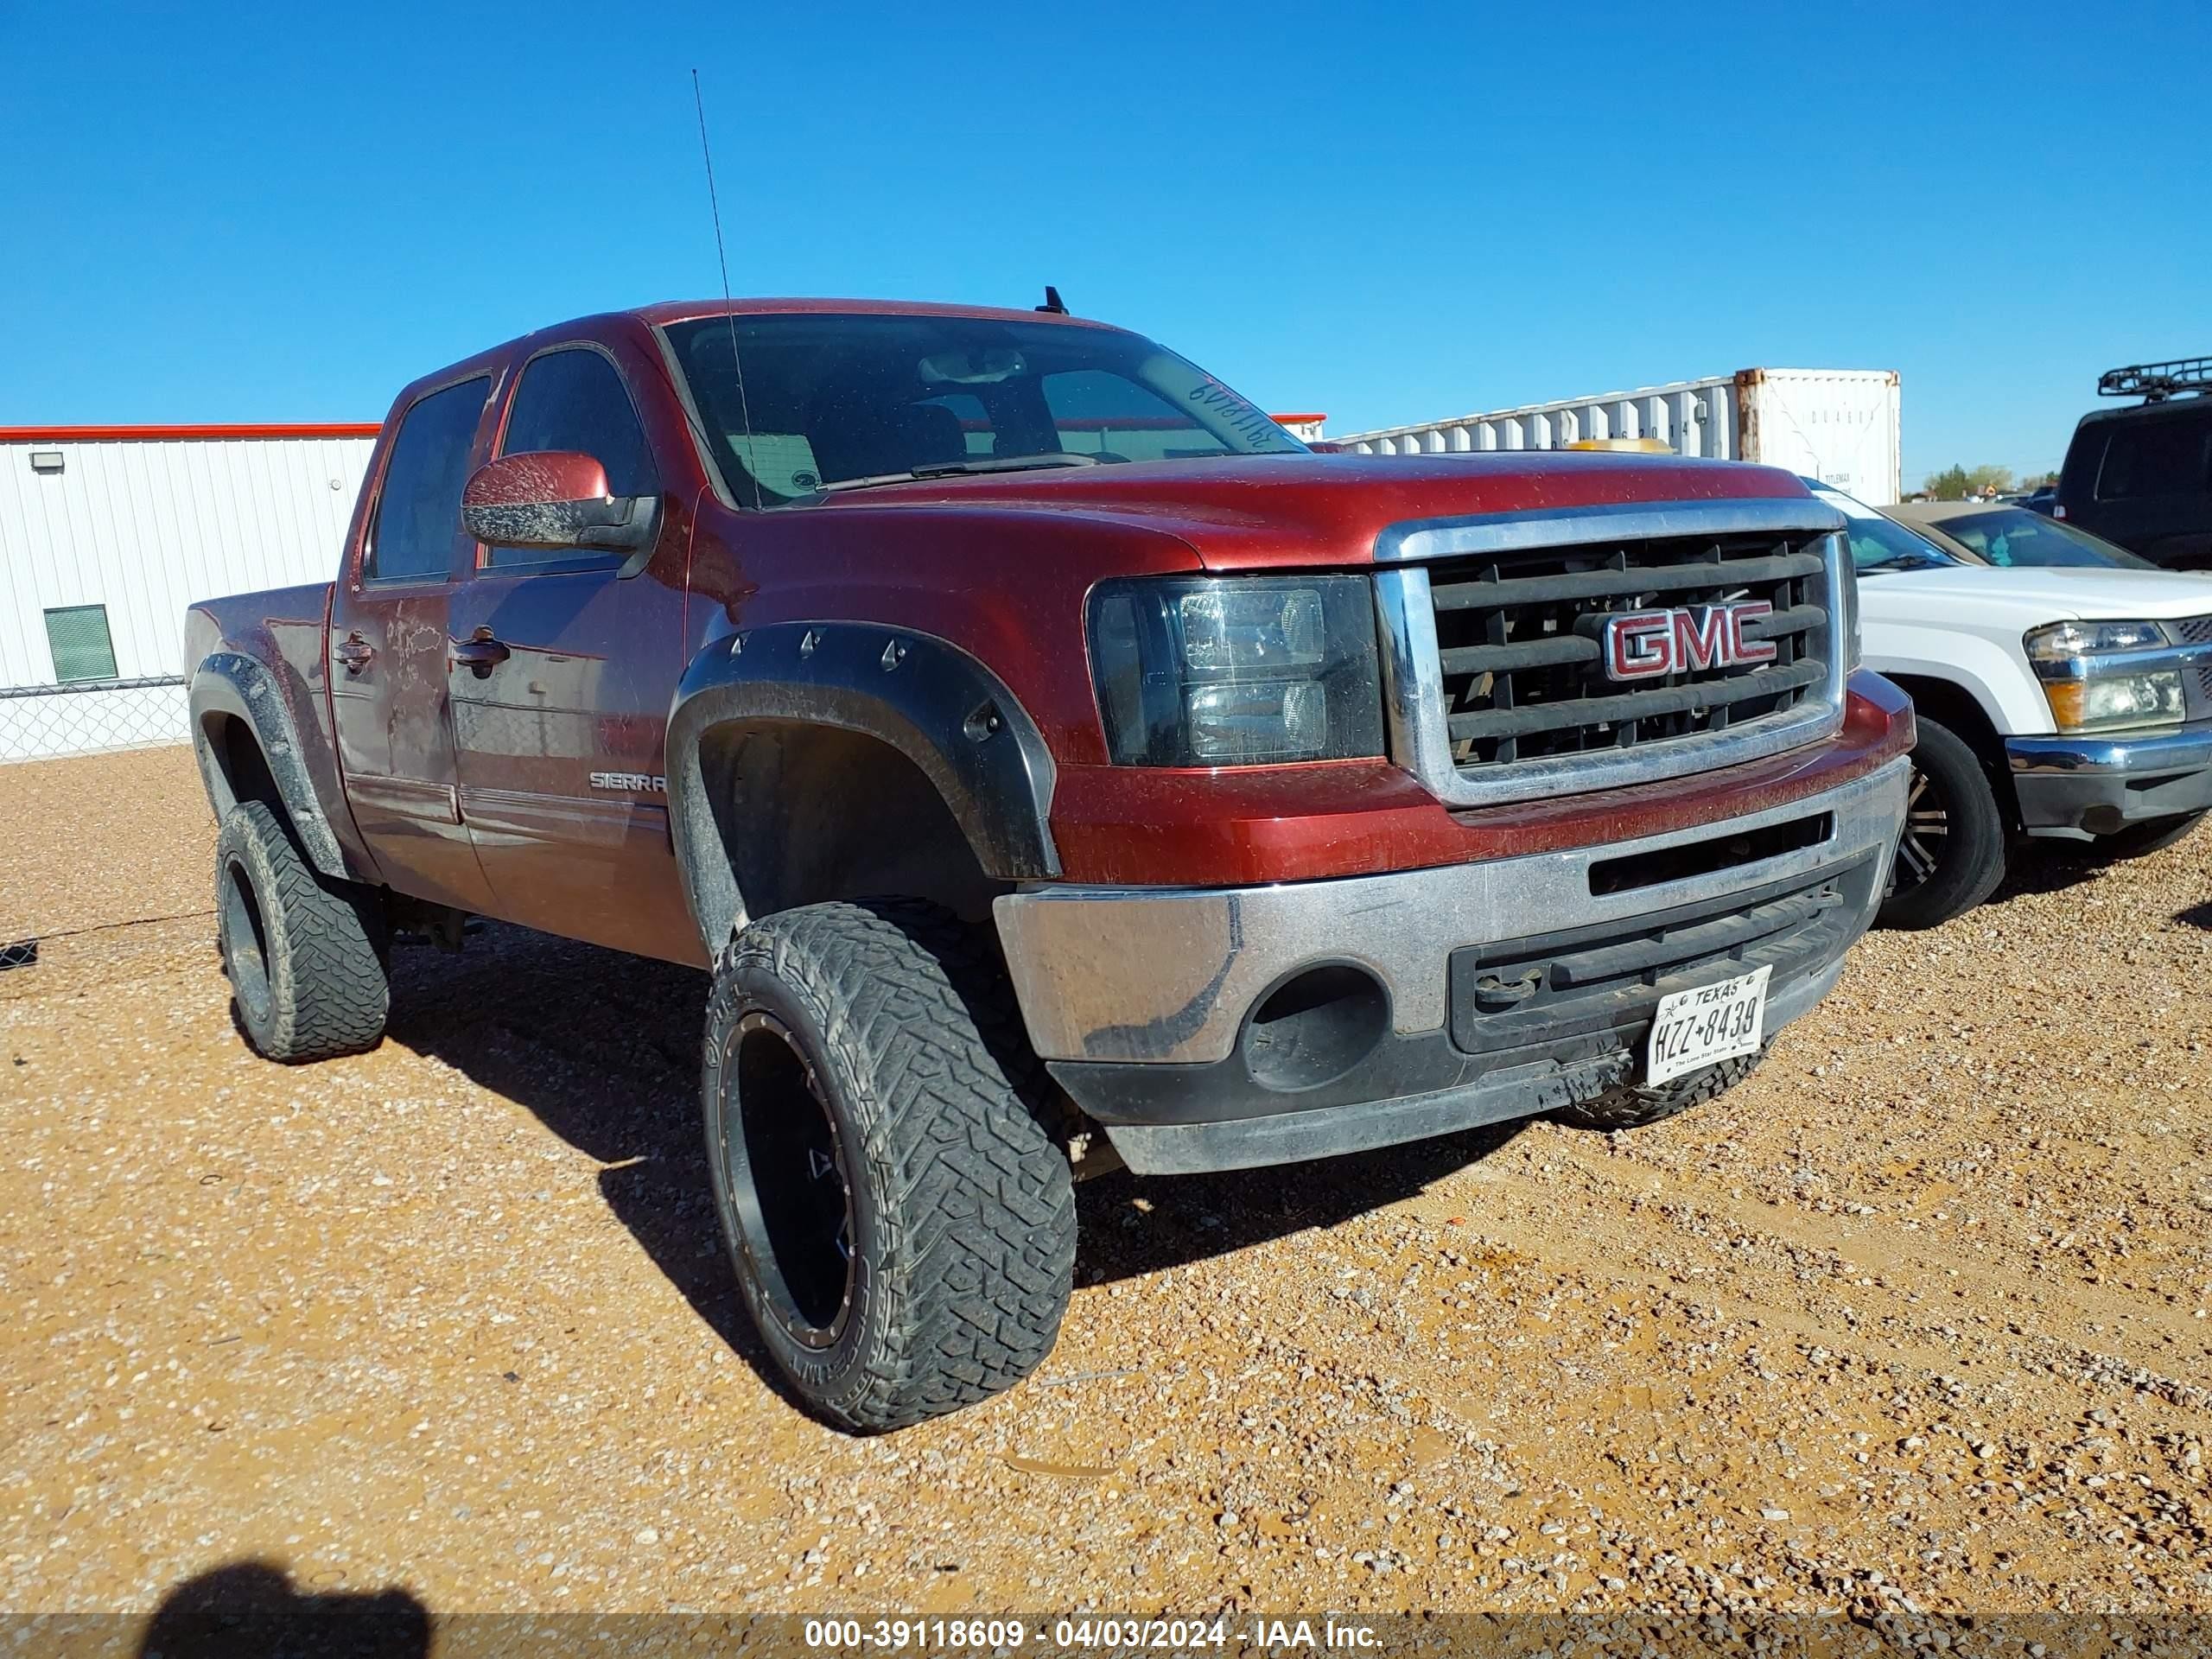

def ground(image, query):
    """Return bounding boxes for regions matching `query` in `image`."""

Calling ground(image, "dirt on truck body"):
[182,296,1910,1430]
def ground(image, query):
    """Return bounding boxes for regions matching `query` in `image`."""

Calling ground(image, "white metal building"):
[0,424,376,761]
[2,413,1329,765]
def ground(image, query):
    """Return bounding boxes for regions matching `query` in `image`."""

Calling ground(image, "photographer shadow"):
[137,1561,428,1659]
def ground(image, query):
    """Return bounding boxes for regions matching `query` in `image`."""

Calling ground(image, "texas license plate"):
[1646,964,1772,1085]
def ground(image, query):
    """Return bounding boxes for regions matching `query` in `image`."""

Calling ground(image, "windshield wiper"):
[1858,555,1953,575]
[819,453,1102,493]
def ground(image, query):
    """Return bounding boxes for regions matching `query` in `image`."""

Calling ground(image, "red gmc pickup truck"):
[184,297,1911,1429]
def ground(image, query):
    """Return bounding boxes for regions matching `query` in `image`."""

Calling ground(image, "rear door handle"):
[450,630,512,677]
[334,633,374,673]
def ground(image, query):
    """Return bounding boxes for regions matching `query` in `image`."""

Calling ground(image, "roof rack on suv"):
[2097,356,2212,402]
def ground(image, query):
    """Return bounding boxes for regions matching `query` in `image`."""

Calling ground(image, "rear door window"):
[365,377,492,582]
[2095,409,2212,500]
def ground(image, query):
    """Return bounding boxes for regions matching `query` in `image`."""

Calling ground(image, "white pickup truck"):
[1812,484,2212,926]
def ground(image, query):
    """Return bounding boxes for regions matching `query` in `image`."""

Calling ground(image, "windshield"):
[1809,488,1960,575]
[1923,506,2158,569]
[662,312,1305,505]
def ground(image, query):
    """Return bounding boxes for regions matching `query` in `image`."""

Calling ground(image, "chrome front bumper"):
[2007,721,2212,837]
[995,757,1908,1069]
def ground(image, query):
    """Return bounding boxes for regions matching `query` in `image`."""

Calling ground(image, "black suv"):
[2056,356,2212,569]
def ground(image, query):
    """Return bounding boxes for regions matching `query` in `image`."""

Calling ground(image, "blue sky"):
[3,1,2205,484]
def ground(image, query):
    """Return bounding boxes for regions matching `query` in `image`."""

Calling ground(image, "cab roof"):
[631,297,1121,330]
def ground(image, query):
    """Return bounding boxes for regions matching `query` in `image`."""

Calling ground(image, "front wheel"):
[1877,716,2008,931]
[702,899,1075,1433]
[1554,1047,1765,1131]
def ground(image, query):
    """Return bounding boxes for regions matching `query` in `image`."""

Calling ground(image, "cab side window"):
[486,348,658,569]
[365,377,491,582]
[487,347,658,569]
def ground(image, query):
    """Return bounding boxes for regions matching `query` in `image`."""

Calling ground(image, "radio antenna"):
[691,68,764,510]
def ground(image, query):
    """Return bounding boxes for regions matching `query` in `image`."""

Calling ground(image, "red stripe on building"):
[0,423,382,442]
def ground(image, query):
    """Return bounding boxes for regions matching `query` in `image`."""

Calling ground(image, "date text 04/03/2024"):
[802,1618,1381,1650]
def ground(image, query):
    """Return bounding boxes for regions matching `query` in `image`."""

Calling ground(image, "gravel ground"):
[3,747,2212,1637]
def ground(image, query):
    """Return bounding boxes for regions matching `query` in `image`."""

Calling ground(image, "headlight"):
[1089,575,1384,766]
[2023,619,2185,734]
[2023,620,2171,660]
[1834,536,1862,671]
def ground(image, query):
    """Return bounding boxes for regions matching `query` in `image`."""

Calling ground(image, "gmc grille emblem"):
[1600,601,1777,683]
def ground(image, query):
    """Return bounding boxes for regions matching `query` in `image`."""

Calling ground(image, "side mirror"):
[461,451,660,569]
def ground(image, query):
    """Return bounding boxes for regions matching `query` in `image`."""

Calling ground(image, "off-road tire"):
[1878,715,2008,931]
[1553,1047,1765,1132]
[702,899,1076,1433]
[215,799,390,1062]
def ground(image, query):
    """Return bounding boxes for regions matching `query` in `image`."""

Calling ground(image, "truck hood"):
[809,450,1814,569]
[1859,563,2212,626]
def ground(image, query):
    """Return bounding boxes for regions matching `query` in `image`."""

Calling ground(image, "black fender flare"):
[188,652,356,882]
[665,622,1061,951]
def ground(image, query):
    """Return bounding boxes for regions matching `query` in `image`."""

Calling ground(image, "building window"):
[44,605,118,683]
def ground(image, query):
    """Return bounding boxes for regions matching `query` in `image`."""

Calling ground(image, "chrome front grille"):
[1426,534,1830,767]
[1374,498,1850,810]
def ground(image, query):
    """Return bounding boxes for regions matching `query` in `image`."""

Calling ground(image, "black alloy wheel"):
[219,849,275,1022]
[720,1009,856,1346]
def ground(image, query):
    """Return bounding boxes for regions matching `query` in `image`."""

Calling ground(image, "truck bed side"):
[184,581,377,884]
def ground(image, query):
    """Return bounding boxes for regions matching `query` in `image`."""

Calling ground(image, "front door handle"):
[450,629,512,678]
[334,632,374,674]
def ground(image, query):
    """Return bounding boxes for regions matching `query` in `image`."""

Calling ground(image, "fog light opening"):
[1242,964,1389,1091]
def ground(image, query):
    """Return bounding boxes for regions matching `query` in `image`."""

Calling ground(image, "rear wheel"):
[702,899,1075,1432]
[1877,716,2008,930]
[215,800,390,1062]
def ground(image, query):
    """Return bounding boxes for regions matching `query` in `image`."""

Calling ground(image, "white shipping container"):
[1335,368,1903,505]
[0,425,376,761]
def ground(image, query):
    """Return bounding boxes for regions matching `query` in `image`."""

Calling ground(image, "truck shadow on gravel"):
[1074,1121,1525,1287]
[378,925,799,1404]
[1985,843,2110,906]
[379,924,1526,1387]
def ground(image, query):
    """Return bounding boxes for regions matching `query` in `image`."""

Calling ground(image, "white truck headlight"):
[2023,620,2185,734]
[1089,575,1384,766]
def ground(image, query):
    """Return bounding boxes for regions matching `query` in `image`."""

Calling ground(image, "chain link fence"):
[0,675,189,766]
[1,685,206,976]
